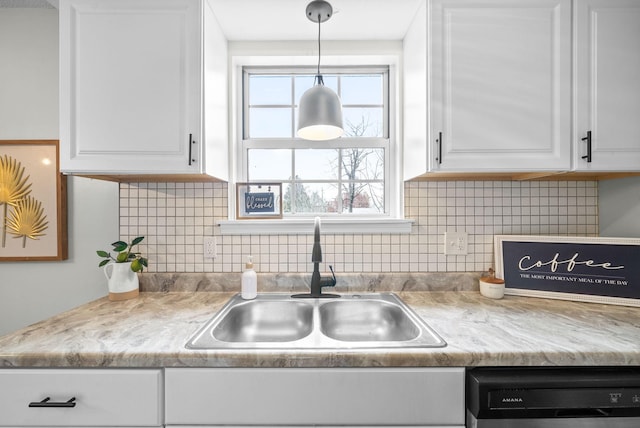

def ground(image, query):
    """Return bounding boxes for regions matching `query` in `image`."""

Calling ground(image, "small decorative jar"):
[479,268,505,299]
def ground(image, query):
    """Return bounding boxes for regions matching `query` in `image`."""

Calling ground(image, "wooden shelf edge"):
[410,171,640,182]
[67,171,640,183]
[70,174,226,183]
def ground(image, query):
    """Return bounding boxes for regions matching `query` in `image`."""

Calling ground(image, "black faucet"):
[292,217,339,299]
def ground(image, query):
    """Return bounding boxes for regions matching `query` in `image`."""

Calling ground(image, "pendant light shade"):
[297,80,344,141]
[296,0,344,141]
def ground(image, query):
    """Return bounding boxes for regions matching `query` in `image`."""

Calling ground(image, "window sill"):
[218,218,414,235]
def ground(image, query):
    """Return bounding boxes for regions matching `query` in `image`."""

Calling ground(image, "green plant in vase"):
[97,236,148,272]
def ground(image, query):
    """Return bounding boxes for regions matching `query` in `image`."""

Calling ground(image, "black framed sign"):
[495,235,640,307]
[236,183,283,220]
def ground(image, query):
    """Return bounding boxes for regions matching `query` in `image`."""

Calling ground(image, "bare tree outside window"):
[339,116,385,214]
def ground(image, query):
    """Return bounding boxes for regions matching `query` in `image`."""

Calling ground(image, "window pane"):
[295,149,338,180]
[342,182,384,214]
[341,148,385,181]
[249,75,291,105]
[341,74,383,105]
[248,149,291,180]
[285,182,339,214]
[249,108,292,138]
[343,108,384,137]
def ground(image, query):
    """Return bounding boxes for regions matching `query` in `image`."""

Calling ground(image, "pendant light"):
[297,0,344,141]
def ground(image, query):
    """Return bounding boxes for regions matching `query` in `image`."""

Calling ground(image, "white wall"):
[0,8,119,336]
[599,177,640,238]
[0,8,637,337]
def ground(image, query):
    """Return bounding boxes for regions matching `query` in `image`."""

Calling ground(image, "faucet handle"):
[329,265,336,282]
[321,265,337,288]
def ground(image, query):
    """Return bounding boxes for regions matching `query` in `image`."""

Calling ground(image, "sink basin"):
[186,293,446,350]
[212,300,313,342]
[319,300,420,342]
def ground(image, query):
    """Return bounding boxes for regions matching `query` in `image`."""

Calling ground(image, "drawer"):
[165,367,465,425]
[0,369,162,426]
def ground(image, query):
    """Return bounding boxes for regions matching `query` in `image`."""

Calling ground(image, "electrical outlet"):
[203,236,217,259]
[444,231,468,255]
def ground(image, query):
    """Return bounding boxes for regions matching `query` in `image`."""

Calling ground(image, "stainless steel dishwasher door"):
[467,411,640,427]
[466,367,640,428]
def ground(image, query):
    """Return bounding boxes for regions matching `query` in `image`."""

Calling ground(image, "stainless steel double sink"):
[186,293,446,350]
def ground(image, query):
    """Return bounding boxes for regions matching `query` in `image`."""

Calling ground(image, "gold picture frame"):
[236,183,283,219]
[0,140,68,261]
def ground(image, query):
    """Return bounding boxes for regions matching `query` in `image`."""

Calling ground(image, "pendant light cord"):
[316,13,324,86]
[317,13,321,75]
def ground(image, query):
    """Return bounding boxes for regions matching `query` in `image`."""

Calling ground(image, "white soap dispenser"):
[241,256,257,300]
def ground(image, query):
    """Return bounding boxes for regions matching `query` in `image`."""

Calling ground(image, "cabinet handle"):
[28,397,76,408]
[188,133,196,166]
[581,130,592,163]
[436,131,443,164]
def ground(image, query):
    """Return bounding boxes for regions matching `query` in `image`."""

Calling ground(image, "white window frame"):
[242,66,389,216]
[220,52,411,235]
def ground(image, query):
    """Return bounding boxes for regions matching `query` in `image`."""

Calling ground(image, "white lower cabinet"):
[165,367,465,427]
[0,367,464,427]
[0,369,163,427]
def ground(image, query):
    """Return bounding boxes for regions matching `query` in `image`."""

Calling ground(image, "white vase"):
[103,262,139,301]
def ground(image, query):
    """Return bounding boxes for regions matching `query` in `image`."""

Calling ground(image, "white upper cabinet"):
[405,0,572,178]
[60,0,228,179]
[574,0,640,171]
[403,0,430,179]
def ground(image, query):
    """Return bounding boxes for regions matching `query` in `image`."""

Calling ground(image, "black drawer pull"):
[29,396,76,408]
[188,133,196,166]
[581,130,592,163]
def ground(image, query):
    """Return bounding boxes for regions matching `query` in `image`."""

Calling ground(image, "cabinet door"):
[165,367,465,426]
[167,426,464,428]
[0,369,162,426]
[574,0,640,171]
[60,0,202,174]
[430,0,571,171]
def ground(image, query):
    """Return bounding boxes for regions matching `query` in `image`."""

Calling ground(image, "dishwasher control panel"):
[489,387,640,410]
[467,367,640,420]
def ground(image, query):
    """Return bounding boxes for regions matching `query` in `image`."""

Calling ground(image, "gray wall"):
[0,8,119,336]
[599,176,640,238]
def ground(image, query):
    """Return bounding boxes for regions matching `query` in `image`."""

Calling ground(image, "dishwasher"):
[466,367,640,427]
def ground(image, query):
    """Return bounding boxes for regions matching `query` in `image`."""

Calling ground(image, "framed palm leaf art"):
[0,140,67,261]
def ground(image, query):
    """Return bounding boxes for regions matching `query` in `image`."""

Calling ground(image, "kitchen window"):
[222,62,410,235]
[242,66,389,215]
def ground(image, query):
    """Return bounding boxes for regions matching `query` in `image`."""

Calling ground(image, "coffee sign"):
[495,235,640,307]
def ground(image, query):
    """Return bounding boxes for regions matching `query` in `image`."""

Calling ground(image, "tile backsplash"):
[119,180,598,273]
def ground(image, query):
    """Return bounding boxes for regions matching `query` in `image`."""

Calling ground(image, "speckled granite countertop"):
[1,287,639,368]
